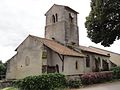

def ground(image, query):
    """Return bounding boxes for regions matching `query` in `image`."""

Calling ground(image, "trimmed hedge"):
[111,66,120,79]
[66,79,81,88]
[81,71,113,85]
[14,73,66,90]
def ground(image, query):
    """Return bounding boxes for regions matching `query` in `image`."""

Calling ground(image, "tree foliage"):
[0,64,6,75]
[0,61,6,79]
[85,0,120,46]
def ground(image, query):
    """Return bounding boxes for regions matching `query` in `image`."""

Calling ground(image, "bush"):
[111,66,120,79]
[13,73,66,90]
[66,79,81,88]
[81,71,113,85]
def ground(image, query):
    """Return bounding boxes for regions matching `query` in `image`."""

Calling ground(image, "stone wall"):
[0,80,13,89]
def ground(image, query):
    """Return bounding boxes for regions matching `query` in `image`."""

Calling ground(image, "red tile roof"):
[79,45,110,57]
[31,35,84,57]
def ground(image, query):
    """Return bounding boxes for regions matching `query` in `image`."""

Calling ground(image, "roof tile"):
[31,35,84,57]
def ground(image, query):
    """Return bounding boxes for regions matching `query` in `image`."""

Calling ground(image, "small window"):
[52,37,55,40]
[71,42,76,45]
[25,56,30,66]
[52,15,55,23]
[69,13,74,23]
[42,50,47,59]
[86,55,90,67]
[55,13,58,22]
[75,61,78,70]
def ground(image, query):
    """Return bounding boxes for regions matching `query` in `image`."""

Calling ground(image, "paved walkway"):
[74,81,120,90]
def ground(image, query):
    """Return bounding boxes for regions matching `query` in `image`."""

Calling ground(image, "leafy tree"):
[0,61,6,79]
[0,60,2,64]
[0,64,6,74]
[85,0,120,46]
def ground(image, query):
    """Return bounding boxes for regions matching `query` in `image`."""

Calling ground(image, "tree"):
[0,64,6,74]
[0,61,6,79]
[85,0,120,47]
[0,60,2,64]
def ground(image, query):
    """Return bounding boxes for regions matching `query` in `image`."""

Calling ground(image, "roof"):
[89,46,120,56]
[29,35,84,57]
[79,45,110,57]
[89,46,120,66]
[64,5,79,14]
[45,4,79,15]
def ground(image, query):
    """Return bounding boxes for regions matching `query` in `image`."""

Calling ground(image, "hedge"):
[111,66,120,79]
[13,73,66,90]
[81,71,113,85]
[66,79,81,88]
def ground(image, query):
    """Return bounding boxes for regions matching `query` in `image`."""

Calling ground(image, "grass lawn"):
[1,87,19,90]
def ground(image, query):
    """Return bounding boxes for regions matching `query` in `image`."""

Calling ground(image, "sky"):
[0,0,120,62]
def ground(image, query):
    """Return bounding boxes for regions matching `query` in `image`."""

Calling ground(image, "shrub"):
[111,66,120,79]
[13,73,66,90]
[66,79,81,88]
[81,71,113,85]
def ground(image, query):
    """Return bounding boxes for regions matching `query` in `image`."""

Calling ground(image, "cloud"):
[0,0,45,62]
[0,0,45,47]
[0,46,16,63]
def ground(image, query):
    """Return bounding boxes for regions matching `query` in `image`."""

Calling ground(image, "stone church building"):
[6,4,119,79]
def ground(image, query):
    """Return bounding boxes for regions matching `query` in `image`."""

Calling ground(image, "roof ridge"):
[79,45,110,57]
[45,4,79,15]
[89,46,120,55]
[30,35,84,57]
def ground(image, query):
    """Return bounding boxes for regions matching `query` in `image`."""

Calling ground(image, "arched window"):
[52,15,55,23]
[25,56,30,66]
[55,13,58,22]
[75,61,78,70]
[69,13,74,23]
[42,49,47,59]
[86,55,90,67]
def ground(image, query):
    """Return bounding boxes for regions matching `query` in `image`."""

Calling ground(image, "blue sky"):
[0,0,120,62]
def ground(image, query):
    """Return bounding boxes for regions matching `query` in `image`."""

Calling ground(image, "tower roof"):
[45,4,79,15]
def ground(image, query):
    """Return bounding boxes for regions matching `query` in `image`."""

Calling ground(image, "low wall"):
[0,80,13,89]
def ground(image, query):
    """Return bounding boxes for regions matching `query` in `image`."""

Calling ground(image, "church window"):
[86,55,90,67]
[52,37,55,40]
[69,13,74,23]
[52,15,56,23]
[25,56,30,66]
[71,42,76,45]
[42,50,47,59]
[55,13,58,22]
[75,61,78,70]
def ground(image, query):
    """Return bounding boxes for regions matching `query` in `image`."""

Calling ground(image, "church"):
[6,4,119,79]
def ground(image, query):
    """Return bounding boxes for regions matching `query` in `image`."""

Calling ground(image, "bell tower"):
[45,4,79,46]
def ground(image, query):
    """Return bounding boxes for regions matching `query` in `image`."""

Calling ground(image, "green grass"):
[1,87,19,90]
